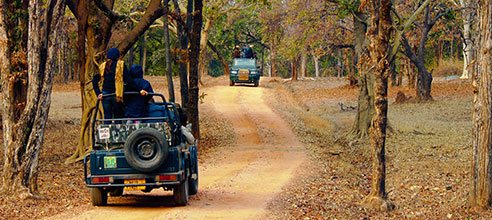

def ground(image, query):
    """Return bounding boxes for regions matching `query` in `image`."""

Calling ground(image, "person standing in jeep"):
[92,48,146,123]
[125,64,154,122]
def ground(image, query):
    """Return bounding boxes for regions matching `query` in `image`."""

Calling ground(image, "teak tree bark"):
[188,0,203,139]
[470,0,492,209]
[459,0,474,79]
[163,0,176,103]
[350,9,374,138]
[361,0,395,211]
[0,0,66,196]
[171,0,192,109]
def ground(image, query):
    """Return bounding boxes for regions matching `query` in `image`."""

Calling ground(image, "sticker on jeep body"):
[98,127,110,140]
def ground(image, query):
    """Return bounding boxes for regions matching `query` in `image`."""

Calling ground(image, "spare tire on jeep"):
[124,128,169,173]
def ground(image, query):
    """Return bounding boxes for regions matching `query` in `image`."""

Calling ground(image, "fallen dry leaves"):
[262,77,490,219]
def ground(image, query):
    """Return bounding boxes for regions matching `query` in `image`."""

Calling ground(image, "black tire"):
[254,80,259,87]
[188,148,198,195]
[91,188,107,206]
[124,128,169,173]
[174,175,189,206]
[189,159,198,195]
[108,187,123,197]
[189,174,198,195]
[229,80,235,86]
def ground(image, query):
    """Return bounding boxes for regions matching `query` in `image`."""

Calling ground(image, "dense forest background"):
[53,0,466,82]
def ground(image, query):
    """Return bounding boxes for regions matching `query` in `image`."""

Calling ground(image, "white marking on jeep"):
[98,127,110,140]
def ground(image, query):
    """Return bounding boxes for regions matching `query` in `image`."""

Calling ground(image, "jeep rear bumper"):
[84,154,185,188]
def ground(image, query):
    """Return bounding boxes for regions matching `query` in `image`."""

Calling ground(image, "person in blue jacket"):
[93,48,142,124]
[125,64,154,122]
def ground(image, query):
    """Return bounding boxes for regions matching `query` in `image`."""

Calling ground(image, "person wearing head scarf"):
[92,47,142,123]
[125,64,154,121]
[233,45,241,58]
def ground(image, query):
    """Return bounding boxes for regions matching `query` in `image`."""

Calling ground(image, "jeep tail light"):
[92,177,113,183]
[155,175,177,181]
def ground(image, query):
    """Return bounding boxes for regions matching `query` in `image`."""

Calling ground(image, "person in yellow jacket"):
[92,48,146,124]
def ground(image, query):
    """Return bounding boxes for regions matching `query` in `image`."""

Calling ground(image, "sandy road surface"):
[47,84,306,220]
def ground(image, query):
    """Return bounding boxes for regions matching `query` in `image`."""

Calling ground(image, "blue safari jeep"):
[84,92,198,206]
[229,58,261,87]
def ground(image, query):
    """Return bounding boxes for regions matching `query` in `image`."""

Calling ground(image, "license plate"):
[104,156,117,169]
[124,179,146,191]
[239,69,249,80]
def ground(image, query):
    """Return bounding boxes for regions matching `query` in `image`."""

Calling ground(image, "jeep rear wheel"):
[189,149,199,195]
[91,188,107,206]
[124,128,169,173]
[174,174,189,206]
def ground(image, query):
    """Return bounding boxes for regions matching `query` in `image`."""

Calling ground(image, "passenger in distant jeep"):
[125,64,154,123]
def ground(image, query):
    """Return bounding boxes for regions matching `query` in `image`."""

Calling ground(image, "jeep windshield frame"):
[233,58,256,68]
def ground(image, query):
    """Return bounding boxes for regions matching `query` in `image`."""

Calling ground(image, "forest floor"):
[260,77,484,219]
[0,75,488,219]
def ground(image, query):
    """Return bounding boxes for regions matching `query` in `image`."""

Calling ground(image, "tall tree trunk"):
[300,51,307,78]
[362,0,395,211]
[163,0,175,102]
[67,0,116,164]
[188,0,203,139]
[337,49,342,78]
[139,34,144,65]
[271,37,277,77]
[128,45,134,67]
[1,0,65,196]
[291,56,299,81]
[172,0,192,109]
[61,26,69,84]
[198,20,211,82]
[406,57,416,89]
[351,69,374,137]
[312,53,320,78]
[142,34,148,73]
[460,0,474,79]
[350,9,373,137]
[415,63,432,100]
[470,0,492,208]
[348,49,358,86]
[389,58,398,86]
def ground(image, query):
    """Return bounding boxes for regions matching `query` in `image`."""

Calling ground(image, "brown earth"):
[2,75,490,220]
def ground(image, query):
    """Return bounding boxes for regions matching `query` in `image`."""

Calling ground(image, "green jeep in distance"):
[229,58,261,87]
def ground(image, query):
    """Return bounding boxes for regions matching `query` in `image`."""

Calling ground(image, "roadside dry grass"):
[263,77,488,219]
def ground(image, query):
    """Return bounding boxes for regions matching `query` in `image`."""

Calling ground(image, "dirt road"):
[47,84,306,220]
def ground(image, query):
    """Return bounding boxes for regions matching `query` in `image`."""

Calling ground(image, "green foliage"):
[206,3,268,76]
